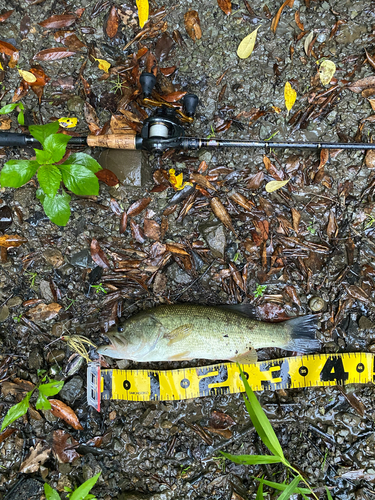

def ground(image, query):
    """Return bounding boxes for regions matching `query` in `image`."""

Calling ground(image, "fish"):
[97,304,320,363]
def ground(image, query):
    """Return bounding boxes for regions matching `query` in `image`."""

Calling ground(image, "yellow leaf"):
[265,179,290,193]
[0,62,4,70]
[136,0,149,28]
[237,25,261,59]
[169,168,193,191]
[319,59,336,86]
[284,82,296,114]
[58,117,78,129]
[271,105,281,113]
[94,58,111,73]
[18,69,37,83]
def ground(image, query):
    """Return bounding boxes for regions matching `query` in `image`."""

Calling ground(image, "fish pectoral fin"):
[230,348,258,364]
[164,324,194,346]
[168,351,191,361]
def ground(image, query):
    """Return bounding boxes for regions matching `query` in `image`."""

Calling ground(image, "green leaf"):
[221,452,282,465]
[255,482,263,500]
[276,475,303,500]
[17,110,25,126]
[0,103,18,114]
[29,122,60,147]
[38,379,64,397]
[37,164,62,198]
[36,188,45,203]
[238,365,285,459]
[44,483,61,500]
[0,160,39,188]
[35,393,51,411]
[44,133,71,163]
[325,486,334,500]
[1,390,33,431]
[42,191,71,226]
[59,163,99,196]
[62,153,102,173]
[254,477,310,495]
[70,473,101,500]
[35,148,53,165]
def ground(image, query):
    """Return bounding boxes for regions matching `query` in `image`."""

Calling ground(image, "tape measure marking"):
[94,353,375,404]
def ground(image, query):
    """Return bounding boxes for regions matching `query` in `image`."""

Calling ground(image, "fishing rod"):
[1,71,375,154]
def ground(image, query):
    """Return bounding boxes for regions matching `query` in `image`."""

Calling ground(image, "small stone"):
[198,151,212,162]
[13,187,35,207]
[46,349,65,364]
[29,348,43,369]
[200,222,226,259]
[166,262,191,285]
[116,359,130,369]
[42,248,64,268]
[359,316,374,330]
[59,376,83,404]
[7,296,22,308]
[0,305,9,322]
[39,280,54,303]
[160,420,173,429]
[109,410,117,420]
[125,444,136,454]
[98,149,151,187]
[70,249,94,268]
[67,95,85,113]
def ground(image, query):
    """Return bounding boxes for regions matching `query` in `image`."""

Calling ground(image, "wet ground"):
[2,0,375,498]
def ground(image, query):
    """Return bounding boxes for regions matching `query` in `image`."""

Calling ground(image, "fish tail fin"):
[284,314,320,353]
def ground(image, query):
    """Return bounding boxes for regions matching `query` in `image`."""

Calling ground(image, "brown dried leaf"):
[130,220,146,243]
[291,208,300,232]
[247,171,264,189]
[190,172,216,191]
[95,169,119,187]
[229,192,255,211]
[263,156,284,180]
[335,385,366,417]
[0,428,16,444]
[217,0,232,15]
[162,91,187,103]
[0,40,19,68]
[120,212,127,234]
[20,15,31,39]
[49,399,83,430]
[106,5,119,38]
[346,285,370,304]
[209,410,235,429]
[184,10,202,41]
[329,19,345,40]
[349,76,375,93]
[20,442,51,473]
[90,239,110,269]
[0,10,14,22]
[34,47,76,61]
[229,262,246,292]
[318,148,329,169]
[26,302,62,322]
[54,31,85,50]
[326,210,337,239]
[144,219,161,240]
[210,197,236,234]
[284,285,301,306]
[127,197,152,217]
[29,66,49,87]
[165,243,189,255]
[271,0,294,34]
[0,118,11,130]
[365,150,375,168]
[294,10,304,30]
[0,234,28,247]
[39,14,76,28]
[52,429,80,463]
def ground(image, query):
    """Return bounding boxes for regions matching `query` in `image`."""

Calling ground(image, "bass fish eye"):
[117,326,124,332]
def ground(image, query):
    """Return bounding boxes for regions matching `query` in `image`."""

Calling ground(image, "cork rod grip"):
[87,133,137,150]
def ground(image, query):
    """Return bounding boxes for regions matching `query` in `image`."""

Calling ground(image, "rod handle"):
[87,133,137,150]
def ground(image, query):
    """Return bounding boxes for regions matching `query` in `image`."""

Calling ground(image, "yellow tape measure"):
[87,353,374,409]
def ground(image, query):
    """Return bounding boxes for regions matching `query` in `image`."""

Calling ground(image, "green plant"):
[44,473,101,500]
[1,374,64,431]
[109,74,128,94]
[0,101,25,125]
[13,312,23,323]
[25,271,38,287]
[65,298,76,311]
[254,284,267,298]
[90,283,107,294]
[0,121,103,226]
[364,214,375,230]
[206,124,216,139]
[221,366,320,499]
[307,221,316,235]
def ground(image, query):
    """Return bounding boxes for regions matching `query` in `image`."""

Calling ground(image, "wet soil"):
[2,0,375,499]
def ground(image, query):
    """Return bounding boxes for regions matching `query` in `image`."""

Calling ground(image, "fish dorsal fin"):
[164,324,194,345]
[230,348,258,364]
[219,304,257,319]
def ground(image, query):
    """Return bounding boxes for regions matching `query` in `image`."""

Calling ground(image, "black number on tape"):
[197,365,229,396]
[356,363,365,373]
[180,378,190,389]
[123,380,131,390]
[148,371,160,401]
[320,357,348,384]
[299,366,308,377]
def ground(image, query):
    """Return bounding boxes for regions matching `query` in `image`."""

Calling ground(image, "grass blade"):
[276,475,303,499]
[255,481,263,500]
[253,477,311,494]
[325,486,333,499]
[238,365,285,459]
[221,451,282,465]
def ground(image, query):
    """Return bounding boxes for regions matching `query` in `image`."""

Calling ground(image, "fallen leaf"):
[335,385,366,417]
[166,243,189,255]
[90,239,110,269]
[190,172,216,191]
[34,47,76,61]
[20,442,51,473]
[284,82,297,114]
[18,69,37,83]
[346,285,369,304]
[52,429,81,463]
[136,0,149,28]
[162,91,187,103]
[130,220,146,243]
[209,410,235,429]
[0,10,14,23]
[0,427,16,445]
[365,150,375,168]
[329,19,345,40]
[237,25,260,59]
[26,303,62,322]
[265,179,290,193]
[106,5,119,38]
[368,98,375,112]
[184,10,202,41]
[144,219,161,240]
[54,31,85,51]
[294,10,304,30]
[127,197,152,217]
[291,208,300,232]
[218,0,232,15]
[318,148,329,169]
[210,197,236,234]
[39,14,76,28]
[0,40,19,68]
[271,0,294,34]
[319,60,336,86]
[247,171,264,189]
[0,234,28,247]
[304,31,314,56]
[94,57,111,73]
[349,76,375,93]
[49,399,83,430]
[29,66,49,87]
[326,210,337,239]
[229,192,254,211]
[20,15,31,39]
[95,169,119,186]
[0,118,11,130]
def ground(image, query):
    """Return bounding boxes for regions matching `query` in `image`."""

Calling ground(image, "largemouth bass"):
[97,304,320,363]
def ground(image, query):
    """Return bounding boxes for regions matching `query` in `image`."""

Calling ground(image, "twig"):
[173,260,216,301]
